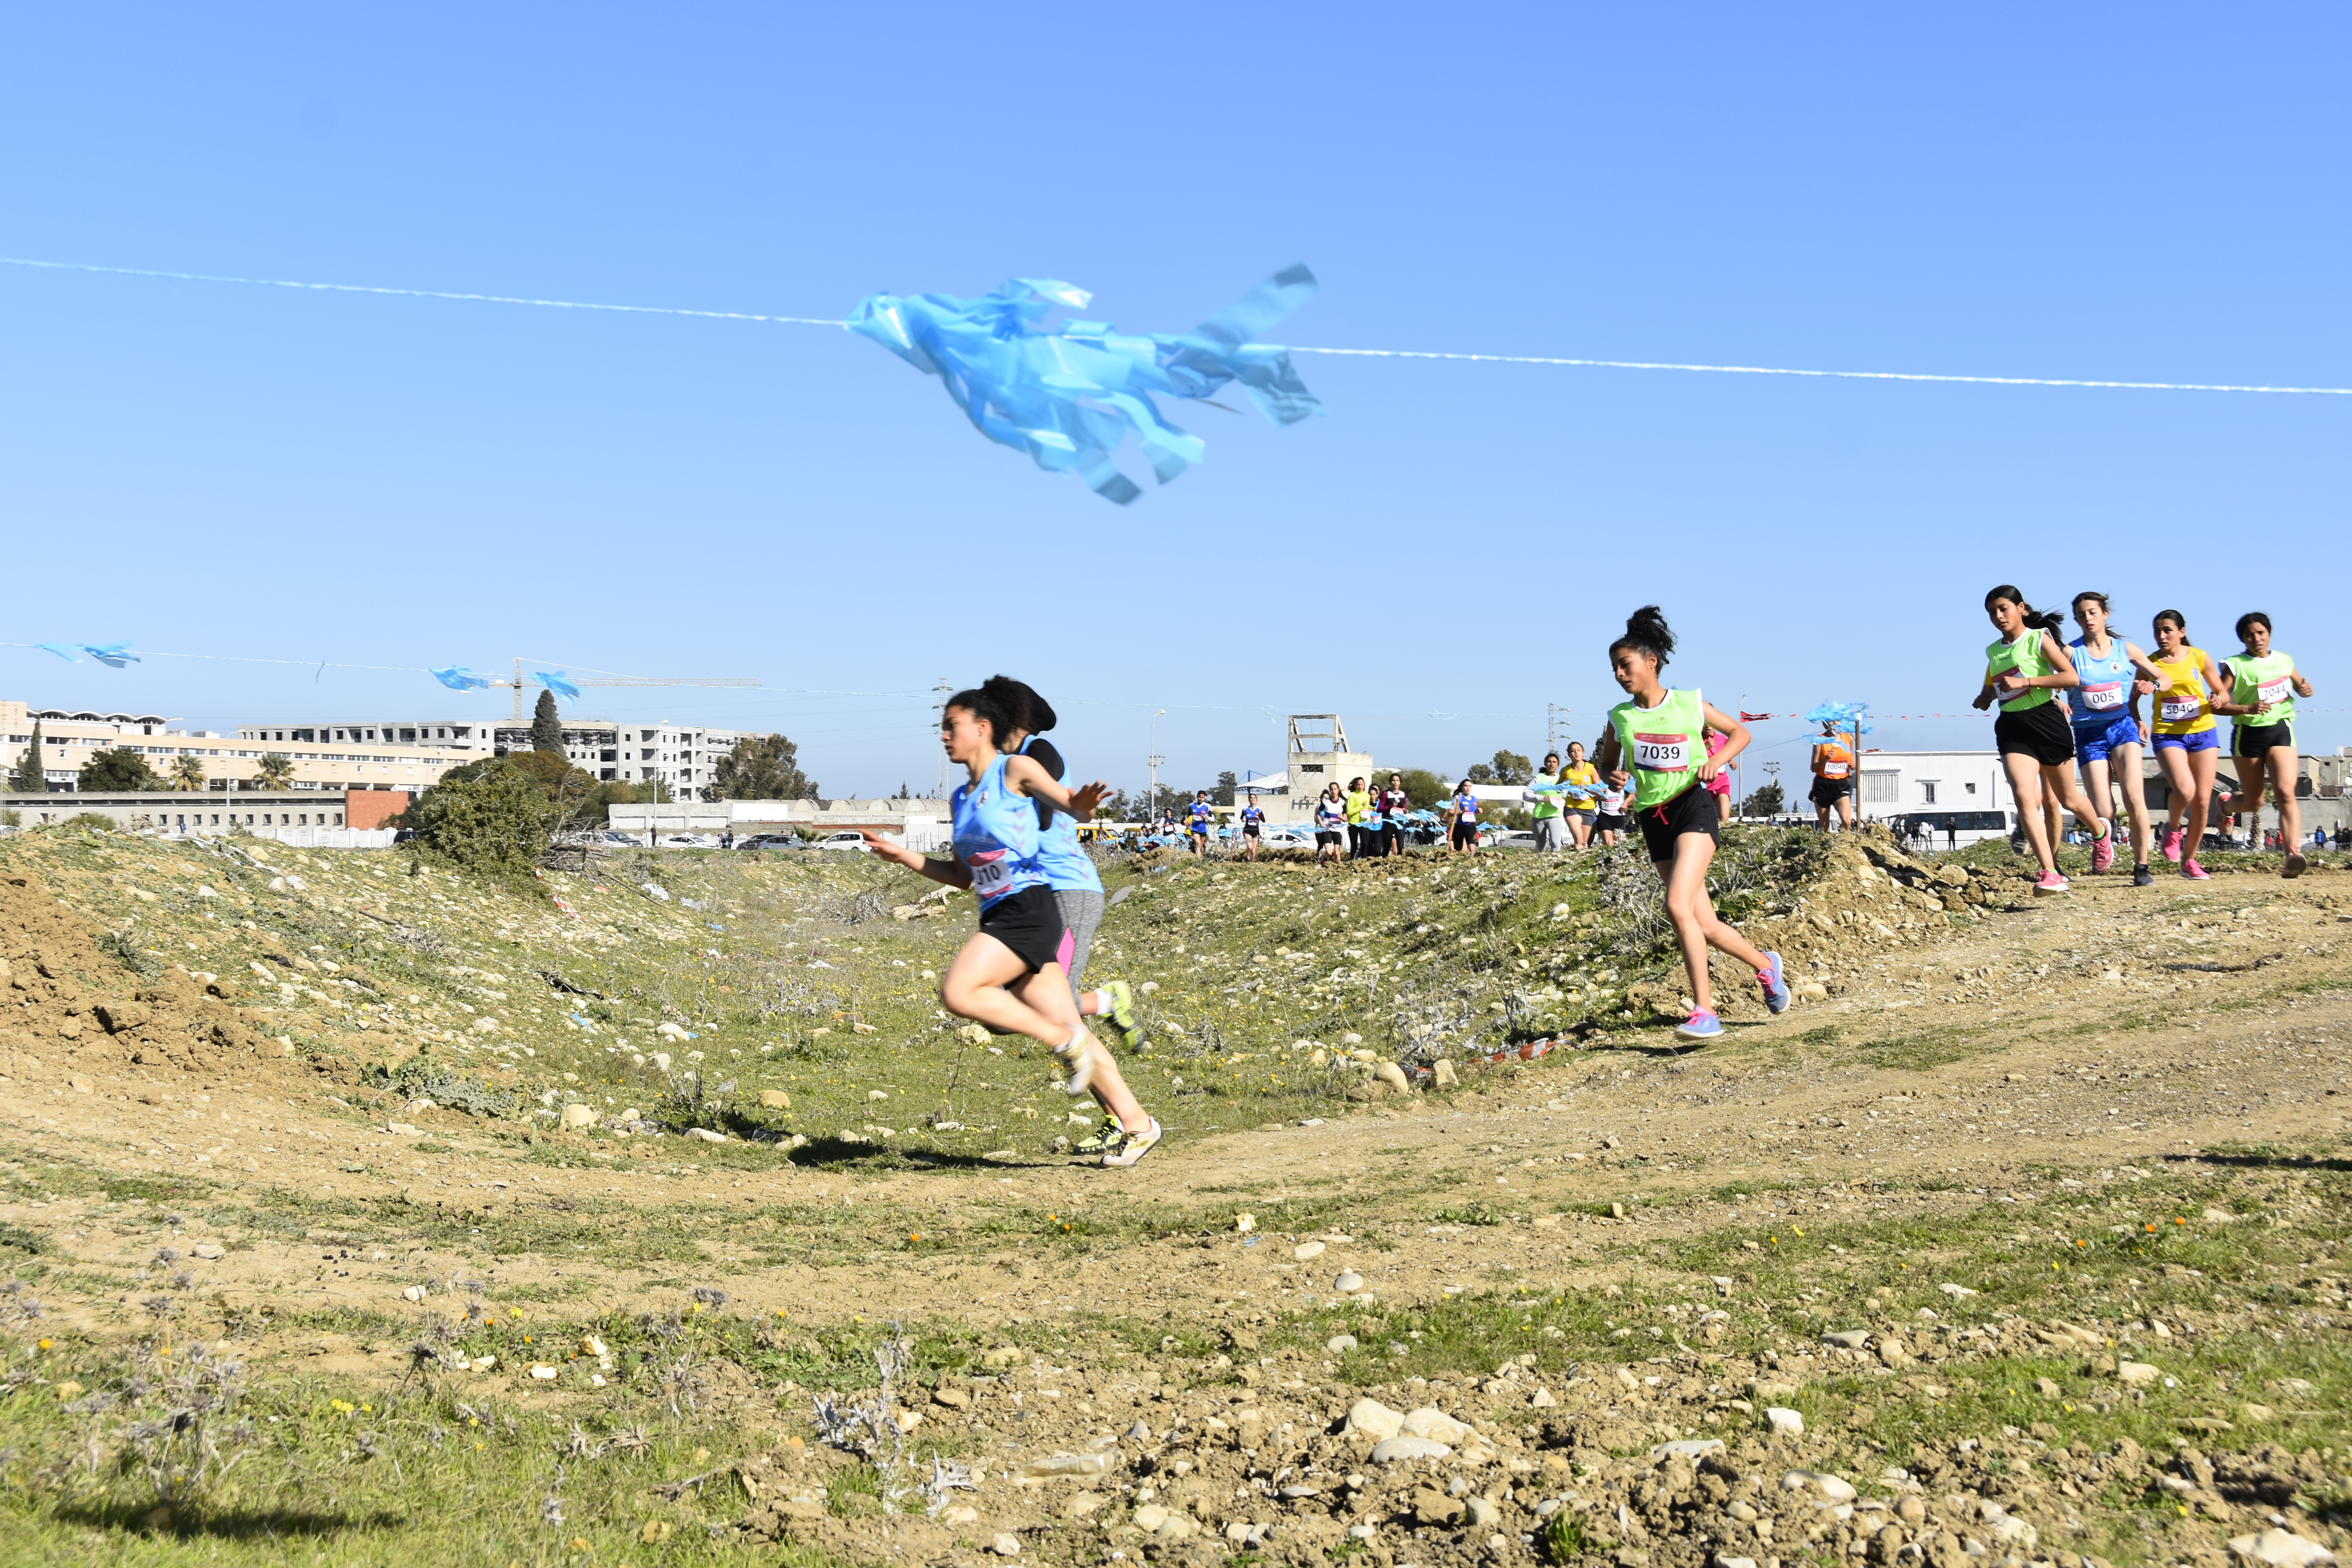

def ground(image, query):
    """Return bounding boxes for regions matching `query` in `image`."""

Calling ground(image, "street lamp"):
[1148,709,1167,825]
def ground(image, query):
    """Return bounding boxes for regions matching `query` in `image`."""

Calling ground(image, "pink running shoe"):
[2182,858,2210,880]
[2091,826,2115,874]
[2162,828,2183,862]
[2034,870,2071,895]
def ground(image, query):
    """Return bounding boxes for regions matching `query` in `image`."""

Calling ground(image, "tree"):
[1466,762,1495,784]
[1095,788,1145,824]
[530,689,565,754]
[1214,770,1238,807]
[7,722,44,791]
[1488,749,1534,786]
[400,762,560,878]
[1741,782,1786,818]
[169,755,206,791]
[709,733,814,802]
[80,747,165,791]
[1397,768,1448,809]
[252,753,295,789]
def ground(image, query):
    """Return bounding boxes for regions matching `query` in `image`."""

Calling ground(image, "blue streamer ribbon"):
[1803,700,1873,735]
[37,641,140,667]
[848,265,1323,504]
[432,666,492,692]
[535,670,582,702]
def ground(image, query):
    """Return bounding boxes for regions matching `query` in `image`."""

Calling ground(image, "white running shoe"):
[1056,1036,1103,1097]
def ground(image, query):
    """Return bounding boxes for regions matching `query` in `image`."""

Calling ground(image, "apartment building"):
[491,721,746,791]
[6,700,462,793]
[238,718,489,751]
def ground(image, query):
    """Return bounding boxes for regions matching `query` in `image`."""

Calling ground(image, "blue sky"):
[4,5,2345,799]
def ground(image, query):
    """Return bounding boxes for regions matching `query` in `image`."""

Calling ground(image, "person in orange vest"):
[1809,721,1857,833]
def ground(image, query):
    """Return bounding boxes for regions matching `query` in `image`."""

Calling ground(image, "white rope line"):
[7,254,2346,396]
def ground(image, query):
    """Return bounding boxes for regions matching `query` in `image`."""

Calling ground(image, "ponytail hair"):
[943,686,1020,747]
[1985,584,2064,635]
[1610,604,1676,669]
[2154,608,2192,646]
[981,674,1055,734]
[2234,611,2272,647]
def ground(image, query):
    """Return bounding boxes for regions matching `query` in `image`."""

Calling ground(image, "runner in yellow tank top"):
[2144,608,2230,878]
[1591,605,1790,1044]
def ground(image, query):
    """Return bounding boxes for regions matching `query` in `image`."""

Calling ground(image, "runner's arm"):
[1002,753,1107,821]
[1696,703,1751,779]
[1595,728,1627,786]
[855,830,973,887]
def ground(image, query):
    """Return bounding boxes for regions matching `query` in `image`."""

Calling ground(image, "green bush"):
[62,812,116,833]
[399,760,559,877]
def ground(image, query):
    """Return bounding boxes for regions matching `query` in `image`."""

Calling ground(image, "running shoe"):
[2285,852,2308,880]
[1072,1115,1124,1156]
[1100,1116,1163,1169]
[1099,979,1146,1052]
[1675,1008,1724,1042]
[2162,828,2183,863]
[2132,864,2155,887]
[1056,1035,1103,1097]
[2182,858,2210,881]
[2034,871,2070,895]
[1757,951,1791,1015]
[2091,825,2115,875]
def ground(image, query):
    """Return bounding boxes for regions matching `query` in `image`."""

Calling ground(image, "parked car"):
[733,833,804,851]
[597,830,642,847]
[659,832,720,848]
[1258,826,1318,851]
[809,830,873,851]
[1481,828,1538,849]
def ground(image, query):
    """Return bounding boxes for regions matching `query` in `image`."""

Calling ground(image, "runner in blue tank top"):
[2067,592,2164,886]
[858,684,1161,1168]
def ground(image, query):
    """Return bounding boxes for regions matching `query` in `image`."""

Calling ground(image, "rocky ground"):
[0,824,2343,1567]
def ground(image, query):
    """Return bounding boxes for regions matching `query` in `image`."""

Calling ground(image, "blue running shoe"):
[1758,951,1791,1015]
[1675,1008,1724,1042]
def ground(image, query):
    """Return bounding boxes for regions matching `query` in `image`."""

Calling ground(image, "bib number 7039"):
[1633,732,1690,771]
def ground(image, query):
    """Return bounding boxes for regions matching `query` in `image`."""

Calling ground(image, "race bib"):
[1823,760,1851,778]
[2161,697,2201,723]
[2081,681,2124,711]
[969,853,1013,900]
[2258,676,2291,707]
[1633,732,1690,771]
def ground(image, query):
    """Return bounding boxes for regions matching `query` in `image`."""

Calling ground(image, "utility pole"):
[930,677,952,799]
[1545,702,1568,755]
[1148,709,1167,825]
[1762,760,1781,824]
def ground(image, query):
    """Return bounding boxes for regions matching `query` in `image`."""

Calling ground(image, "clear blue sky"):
[4,5,2345,799]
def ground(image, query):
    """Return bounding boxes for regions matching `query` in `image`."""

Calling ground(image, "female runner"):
[1557,742,1601,848]
[1970,586,2111,895]
[2146,609,2229,880]
[2217,612,2316,879]
[1809,720,1857,833]
[1445,778,1480,853]
[1594,606,1790,1042]
[2067,592,2163,885]
[857,685,1161,1167]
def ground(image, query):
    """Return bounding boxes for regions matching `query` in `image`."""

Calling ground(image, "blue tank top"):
[2068,635,2134,729]
[951,753,1047,909]
[1017,737,1102,894]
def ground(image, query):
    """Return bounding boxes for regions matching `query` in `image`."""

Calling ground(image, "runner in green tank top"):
[1592,606,1790,1044]
[2216,611,2316,878]
[1971,585,2109,895]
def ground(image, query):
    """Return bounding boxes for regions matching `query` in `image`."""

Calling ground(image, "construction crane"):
[495,658,760,722]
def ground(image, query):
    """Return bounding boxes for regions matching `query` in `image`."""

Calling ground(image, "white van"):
[1888,809,2014,849]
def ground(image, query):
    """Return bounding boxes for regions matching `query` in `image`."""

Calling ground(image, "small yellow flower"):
[35,1339,50,1351]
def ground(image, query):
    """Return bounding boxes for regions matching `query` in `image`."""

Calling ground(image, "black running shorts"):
[1449,820,1477,850]
[2232,719,2294,757]
[976,885,1065,976]
[1637,780,1720,863]
[1809,776,1853,805]
[1993,701,2076,768]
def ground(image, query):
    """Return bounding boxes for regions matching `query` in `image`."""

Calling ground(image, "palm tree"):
[252,753,296,790]
[169,755,206,792]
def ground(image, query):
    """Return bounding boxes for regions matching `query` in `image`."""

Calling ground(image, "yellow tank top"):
[2149,648,2215,736]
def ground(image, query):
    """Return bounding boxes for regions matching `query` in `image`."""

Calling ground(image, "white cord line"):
[1283,344,2352,396]
[7,254,2347,395]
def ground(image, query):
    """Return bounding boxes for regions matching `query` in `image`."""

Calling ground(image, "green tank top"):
[2224,651,2297,725]
[1527,769,1561,820]
[1610,686,1705,811]
[1985,630,2057,712]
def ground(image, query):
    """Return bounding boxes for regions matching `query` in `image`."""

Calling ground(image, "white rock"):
[1132,1504,1170,1531]
[1327,1334,1359,1354]
[1766,1408,1805,1436]
[1020,1450,1114,1479]
[1988,1515,2038,1550]
[684,1127,728,1143]
[387,1122,421,1136]
[402,1284,429,1303]
[1399,1408,1472,1443]
[1530,1388,1557,1408]
[559,1103,596,1130]
[1294,1241,1327,1261]
[2230,1530,2337,1568]
[190,1242,225,1260]
[990,1533,1022,1556]
[1345,1397,1405,1441]
[2117,1361,2161,1385]
[1719,1557,1761,1568]
[1821,1328,1871,1349]
[1432,1060,1460,1088]
[1783,1470,1856,1503]
[1370,1436,1453,1463]
[1374,1062,1412,1094]
[529,1365,559,1380]
[1653,1438,1727,1459]
[1335,1270,1366,1293]
[1938,1282,1979,1299]
[1234,1213,1255,1234]
[942,1505,980,1526]
[650,1051,671,1071]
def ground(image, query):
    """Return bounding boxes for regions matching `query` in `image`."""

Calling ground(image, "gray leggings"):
[1053,887,1105,1002]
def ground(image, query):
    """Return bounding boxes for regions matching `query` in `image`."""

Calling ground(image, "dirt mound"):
[0,866,284,1087]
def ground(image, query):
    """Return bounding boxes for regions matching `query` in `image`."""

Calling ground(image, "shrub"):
[399,760,559,877]
[63,812,116,833]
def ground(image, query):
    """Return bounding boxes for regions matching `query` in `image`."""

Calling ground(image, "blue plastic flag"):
[848,265,1323,504]
[535,670,582,702]
[81,643,140,667]
[35,643,80,662]
[1803,701,1873,735]
[431,665,492,692]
